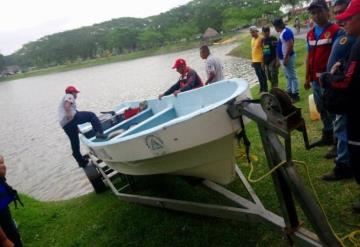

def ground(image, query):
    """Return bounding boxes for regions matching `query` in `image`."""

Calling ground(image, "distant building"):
[202,27,220,41]
[1,65,21,77]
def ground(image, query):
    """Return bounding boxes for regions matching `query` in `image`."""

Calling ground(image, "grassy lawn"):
[9,34,360,246]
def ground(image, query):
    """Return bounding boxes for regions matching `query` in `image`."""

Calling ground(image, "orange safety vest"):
[307,23,340,82]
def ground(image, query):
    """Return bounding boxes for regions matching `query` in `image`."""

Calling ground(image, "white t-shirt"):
[205,54,224,83]
[58,94,77,127]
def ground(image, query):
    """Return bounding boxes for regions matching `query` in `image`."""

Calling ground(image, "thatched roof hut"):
[202,27,220,40]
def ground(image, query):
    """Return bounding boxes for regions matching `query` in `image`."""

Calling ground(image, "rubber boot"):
[309,130,334,149]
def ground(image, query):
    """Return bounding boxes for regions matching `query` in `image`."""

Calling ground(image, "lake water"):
[0,44,256,201]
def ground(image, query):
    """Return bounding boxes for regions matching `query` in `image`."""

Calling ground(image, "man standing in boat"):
[199,45,224,84]
[58,86,106,168]
[159,58,203,99]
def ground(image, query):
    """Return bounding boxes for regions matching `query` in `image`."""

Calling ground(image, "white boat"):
[79,78,250,185]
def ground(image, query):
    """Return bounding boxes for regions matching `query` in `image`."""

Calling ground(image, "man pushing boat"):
[159,58,203,99]
[58,86,107,168]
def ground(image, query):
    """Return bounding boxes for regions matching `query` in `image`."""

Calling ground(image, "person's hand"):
[275,60,280,68]
[158,94,164,100]
[284,57,289,66]
[304,79,311,90]
[173,90,181,97]
[330,61,341,74]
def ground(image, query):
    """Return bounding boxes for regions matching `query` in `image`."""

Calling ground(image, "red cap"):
[172,58,186,69]
[65,86,80,94]
[336,0,360,21]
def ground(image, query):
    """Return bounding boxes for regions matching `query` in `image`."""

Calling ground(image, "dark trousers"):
[63,111,103,164]
[347,111,360,184]
[253,62,268,92]
[264,60,279,88]
[0,207,22,247]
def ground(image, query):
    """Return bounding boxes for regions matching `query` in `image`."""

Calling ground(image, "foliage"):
[5,0,281,70]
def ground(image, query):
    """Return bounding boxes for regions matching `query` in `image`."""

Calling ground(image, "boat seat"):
[117,106,177,138]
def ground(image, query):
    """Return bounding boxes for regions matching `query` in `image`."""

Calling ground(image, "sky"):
[0,0,192,56]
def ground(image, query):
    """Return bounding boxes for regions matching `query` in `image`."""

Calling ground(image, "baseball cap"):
[172,58,186,69]
[308,0,329,10]
[336,0,360,21]
[249,26,259,32]
[65,86,80,94]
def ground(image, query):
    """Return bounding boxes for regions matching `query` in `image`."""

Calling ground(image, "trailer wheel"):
[83,162,107,193]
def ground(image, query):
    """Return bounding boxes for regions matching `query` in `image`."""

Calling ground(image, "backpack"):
[0,178,23,210]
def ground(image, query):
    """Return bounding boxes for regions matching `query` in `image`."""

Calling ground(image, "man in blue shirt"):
[273,18,300,102]
[321,0,356,181]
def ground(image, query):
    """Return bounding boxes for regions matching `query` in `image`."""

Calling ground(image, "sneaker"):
[324,146,337,159]
[321,166,353,181]
[95,132,107,140]
[291,93,300,103]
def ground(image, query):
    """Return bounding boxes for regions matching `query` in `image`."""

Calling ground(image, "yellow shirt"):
[251,36,263,63]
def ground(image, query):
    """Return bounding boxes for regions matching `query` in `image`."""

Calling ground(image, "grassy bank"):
[10,35,360,246]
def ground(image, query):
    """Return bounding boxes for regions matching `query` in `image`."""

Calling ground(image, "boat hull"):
[81,79,250,185]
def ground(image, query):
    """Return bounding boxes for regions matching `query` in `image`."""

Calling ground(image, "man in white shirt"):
[59,86,106,168]
[200,45,224,84]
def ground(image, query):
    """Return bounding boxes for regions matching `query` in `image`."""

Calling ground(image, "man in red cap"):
[322,0,360,211]
[158,58,203,99]
[58,86,106,168]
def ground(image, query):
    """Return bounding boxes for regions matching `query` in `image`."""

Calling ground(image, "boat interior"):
[80,80,245,143]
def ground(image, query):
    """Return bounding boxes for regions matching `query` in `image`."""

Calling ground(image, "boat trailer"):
[83,91,341,247]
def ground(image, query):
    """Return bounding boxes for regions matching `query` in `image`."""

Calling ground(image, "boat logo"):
[145,135,164,152]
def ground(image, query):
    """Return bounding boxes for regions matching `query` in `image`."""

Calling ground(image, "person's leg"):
[347,112,360,211]
[253,63,268,92]
[282,61,292,94]
[286,55,300,100]
[265,64,272,87]
[310,81,334,147]
[335,115,349,165]
[270,60,279,88]
[0,207,22,247]
[76,111,104,134]
[311,81,333,133]
[63,120,85,165]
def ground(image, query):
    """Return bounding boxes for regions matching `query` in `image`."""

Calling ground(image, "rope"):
[246,159,360,246]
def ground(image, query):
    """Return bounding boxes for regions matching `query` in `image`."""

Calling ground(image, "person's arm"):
[161,81,180,98]
[0,227,14,247]
[205,72,216,85]
[0,163,6,178]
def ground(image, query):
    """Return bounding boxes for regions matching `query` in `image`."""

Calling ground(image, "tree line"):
[1,0,301,71]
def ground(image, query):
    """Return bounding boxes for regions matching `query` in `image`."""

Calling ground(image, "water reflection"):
[0,44,256,201]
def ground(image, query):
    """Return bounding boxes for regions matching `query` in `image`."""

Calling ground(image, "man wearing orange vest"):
[159,58,203,99]
[305,0,342,148]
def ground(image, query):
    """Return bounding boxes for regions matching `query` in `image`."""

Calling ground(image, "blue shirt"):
[276,27,295,60]
[327,33,356,71]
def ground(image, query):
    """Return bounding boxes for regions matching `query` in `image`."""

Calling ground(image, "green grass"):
[9,34,360,246]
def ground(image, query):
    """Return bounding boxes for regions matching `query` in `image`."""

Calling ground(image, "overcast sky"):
[0,0,192,55]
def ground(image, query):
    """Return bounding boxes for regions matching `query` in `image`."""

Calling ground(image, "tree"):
[0,54,5,72]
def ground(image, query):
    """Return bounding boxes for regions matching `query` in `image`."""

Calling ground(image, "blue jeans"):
[335,114,349,165]
[282,55,299,94]
[311,81,334,132]
[63,111,103,164]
